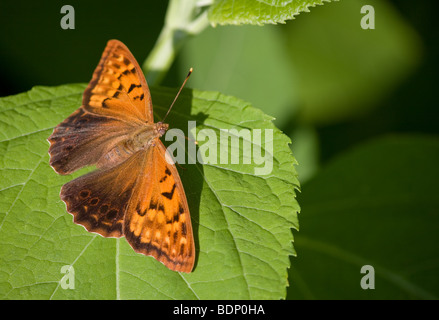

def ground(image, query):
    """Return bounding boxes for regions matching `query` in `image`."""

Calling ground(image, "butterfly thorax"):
[155,122,169,137]
[99,122,169,169]
[131,122,169,150]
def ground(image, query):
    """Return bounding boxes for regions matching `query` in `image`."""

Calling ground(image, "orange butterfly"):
[48,40,195,273]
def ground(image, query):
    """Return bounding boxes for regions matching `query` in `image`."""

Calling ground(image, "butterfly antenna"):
[162,68,193,122]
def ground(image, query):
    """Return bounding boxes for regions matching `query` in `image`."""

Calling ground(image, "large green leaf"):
[208,0,335,26]
[287,135,439,299]
[0,84,299,299]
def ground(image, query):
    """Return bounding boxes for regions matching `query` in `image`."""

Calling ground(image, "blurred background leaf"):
[283,0,422,125]
[287,135,439,299]
[179,24,301,129]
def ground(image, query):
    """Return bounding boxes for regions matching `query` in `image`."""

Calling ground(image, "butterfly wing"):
[60,150,145,238]
[48,107,139,174]
[82,39,153,123]
[62,140,195,272]
[124,141,195,273]
[49,40,153,174]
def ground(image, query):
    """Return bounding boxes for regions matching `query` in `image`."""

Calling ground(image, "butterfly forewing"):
[48,39,195,273]
[48,108,137,174]
[48,40,152,174]
[83,40,153,123]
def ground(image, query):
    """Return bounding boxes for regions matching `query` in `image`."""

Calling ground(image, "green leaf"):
[0,84,299,299]
[287,135,439,299]
[208,0,335,26]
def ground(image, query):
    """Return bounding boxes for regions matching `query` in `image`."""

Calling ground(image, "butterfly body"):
[101,122,169,168]
[132,121,169,150]
[48,40,195,273]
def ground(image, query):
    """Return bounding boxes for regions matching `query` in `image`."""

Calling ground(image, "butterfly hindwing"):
[124,142,195,273]
[60,151,144,237]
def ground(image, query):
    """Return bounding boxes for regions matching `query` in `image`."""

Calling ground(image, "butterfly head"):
[156,122,169,137]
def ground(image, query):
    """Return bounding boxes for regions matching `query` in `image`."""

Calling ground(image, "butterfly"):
[48,39,195,273]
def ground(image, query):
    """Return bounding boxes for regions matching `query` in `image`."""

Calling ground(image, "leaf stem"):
[142,0,210,86]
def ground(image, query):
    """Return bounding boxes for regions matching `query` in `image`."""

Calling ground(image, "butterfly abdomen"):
[99,142,134,169]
